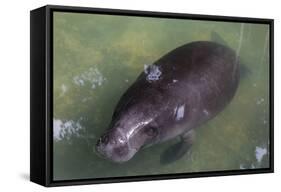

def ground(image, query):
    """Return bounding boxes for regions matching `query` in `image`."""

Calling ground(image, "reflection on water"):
[53,12,270,181]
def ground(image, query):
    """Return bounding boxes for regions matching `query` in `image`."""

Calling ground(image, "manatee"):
[95,41,240,163]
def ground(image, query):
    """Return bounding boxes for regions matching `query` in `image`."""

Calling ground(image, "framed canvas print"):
[30,5,274,187]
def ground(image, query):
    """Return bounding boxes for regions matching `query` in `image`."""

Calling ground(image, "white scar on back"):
[175,105,185,121]
[203,109,209,116]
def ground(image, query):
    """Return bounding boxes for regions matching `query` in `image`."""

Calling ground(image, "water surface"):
[53,12,270,180]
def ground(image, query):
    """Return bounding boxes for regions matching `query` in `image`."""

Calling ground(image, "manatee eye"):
[144,126,158,137]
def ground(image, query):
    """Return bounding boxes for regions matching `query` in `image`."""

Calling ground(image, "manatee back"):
[152,41,239,124]
[113,41,239,131]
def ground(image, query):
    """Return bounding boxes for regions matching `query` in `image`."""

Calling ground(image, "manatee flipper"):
[160,129,195,164]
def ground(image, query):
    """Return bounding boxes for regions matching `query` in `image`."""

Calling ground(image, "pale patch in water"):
[256,97,265,105]
[173,79,178,83]
[82,97,90,103]
[73,76,85,86]
[239,164,246,169]
[144,64,162,81]
[53,119,83,141]
[61,84,67,94]
[73,67,106,89]
[174,105,185,121]
[255,146,267,162]
[59,84,68,97]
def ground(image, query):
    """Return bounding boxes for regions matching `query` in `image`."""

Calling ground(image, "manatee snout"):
[95,129,136,163]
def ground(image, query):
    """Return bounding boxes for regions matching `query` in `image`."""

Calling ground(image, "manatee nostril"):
[101,135,109,144]
[96,138,101,147]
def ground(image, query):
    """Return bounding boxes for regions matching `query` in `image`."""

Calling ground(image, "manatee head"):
[95,103,161,163]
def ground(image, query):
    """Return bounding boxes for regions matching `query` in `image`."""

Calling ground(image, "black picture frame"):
[30,4,274,187]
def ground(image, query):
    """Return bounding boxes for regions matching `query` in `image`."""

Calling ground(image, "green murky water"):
[53,12,270,180]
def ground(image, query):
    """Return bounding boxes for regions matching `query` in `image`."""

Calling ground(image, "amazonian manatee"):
[96,40,240,163]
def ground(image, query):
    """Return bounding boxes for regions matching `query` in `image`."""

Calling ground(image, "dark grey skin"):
[96,41,240,163]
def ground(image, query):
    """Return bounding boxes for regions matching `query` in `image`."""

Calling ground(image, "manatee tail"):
[211,31,251,79]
